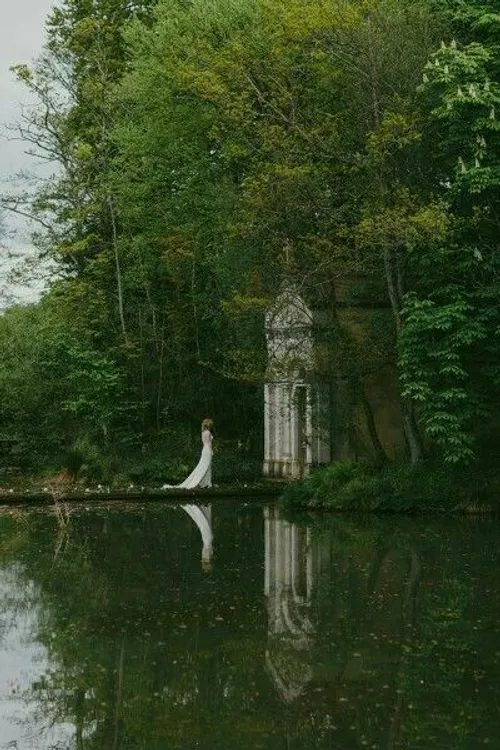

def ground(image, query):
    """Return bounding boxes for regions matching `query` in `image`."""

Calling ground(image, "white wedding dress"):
[163,429,213,489]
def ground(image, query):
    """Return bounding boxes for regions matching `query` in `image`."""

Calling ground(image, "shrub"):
[63,436,116,482]
[212,442,262,484]
[283,458,500,513]
[125,456,190,485]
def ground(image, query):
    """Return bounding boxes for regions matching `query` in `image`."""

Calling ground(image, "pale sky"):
[0,0,56,306]
[0,0,55,178]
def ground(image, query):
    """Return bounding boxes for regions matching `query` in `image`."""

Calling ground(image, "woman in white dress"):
[163,418,214,489]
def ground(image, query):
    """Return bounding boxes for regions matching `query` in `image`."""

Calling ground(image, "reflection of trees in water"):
[265,508,422,699]
[264,511,500,749]
[2,508,500,748]
[0,506,283,749]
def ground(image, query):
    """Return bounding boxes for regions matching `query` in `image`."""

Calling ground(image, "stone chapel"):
[263,285,330,479]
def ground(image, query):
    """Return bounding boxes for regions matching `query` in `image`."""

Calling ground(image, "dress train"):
[163,429,213,489]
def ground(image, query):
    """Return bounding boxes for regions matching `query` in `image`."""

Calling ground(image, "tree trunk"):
[401,397,424,465]
[366,14,424,465]
[156,321,165,432]
[359,378,389,465]
[107,194,128,345]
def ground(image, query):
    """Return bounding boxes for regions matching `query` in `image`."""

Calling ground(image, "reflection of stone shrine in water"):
[180,498,422,718]
[264,505,317,702]
[183,501,318,696]
[264,504,424,711]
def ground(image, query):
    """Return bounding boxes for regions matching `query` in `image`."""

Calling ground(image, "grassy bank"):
[0,439,263,494]
[282,459,500,514]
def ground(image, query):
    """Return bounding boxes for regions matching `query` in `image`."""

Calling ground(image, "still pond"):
[0,500,499,749]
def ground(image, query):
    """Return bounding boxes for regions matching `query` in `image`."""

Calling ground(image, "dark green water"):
[1,501,500,750]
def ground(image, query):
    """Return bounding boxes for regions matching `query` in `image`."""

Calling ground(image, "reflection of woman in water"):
[163,418,214,489]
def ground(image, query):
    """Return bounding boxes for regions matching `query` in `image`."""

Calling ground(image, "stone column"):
[263,383,271,476]
[305,385,313,469]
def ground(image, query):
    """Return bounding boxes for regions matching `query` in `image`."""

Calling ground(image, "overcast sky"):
[1,0,55,184]
[0,0,56,304]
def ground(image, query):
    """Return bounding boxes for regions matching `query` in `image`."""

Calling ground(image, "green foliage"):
[395,0,500,464]
[211,442,263,484]
[399,289,486,463]
[64,436,117,482]
[0,300,124,466]
[283,458,500,512]
[5,0,500,481]
[284,460,373,508]
[125,455,190,485]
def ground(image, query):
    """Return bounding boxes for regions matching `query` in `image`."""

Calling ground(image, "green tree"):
[399,0,500,463]
[113,0,442,460]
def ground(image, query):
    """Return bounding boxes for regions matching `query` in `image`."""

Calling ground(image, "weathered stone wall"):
[330,306,405,461]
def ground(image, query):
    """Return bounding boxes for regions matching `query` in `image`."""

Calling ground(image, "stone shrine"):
[263,285,330,479]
